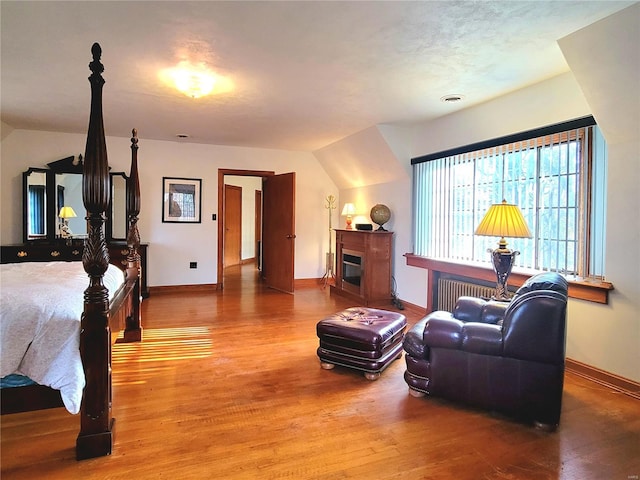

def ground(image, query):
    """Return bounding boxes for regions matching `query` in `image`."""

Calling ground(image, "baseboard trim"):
[565,358,640,400]
[150,284,218,295]
[294,278,327,288]
[396,300,426,318]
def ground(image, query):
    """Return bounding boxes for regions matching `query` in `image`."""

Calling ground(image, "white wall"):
[0,131,339,286]
[313,123,418,301]
[225,175,262,261]
[556,4,640,383]
[315,125,408,190]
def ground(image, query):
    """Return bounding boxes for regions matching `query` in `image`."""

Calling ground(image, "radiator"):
[436,277,496,312]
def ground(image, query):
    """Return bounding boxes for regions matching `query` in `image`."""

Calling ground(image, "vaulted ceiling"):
[1,1,635,152]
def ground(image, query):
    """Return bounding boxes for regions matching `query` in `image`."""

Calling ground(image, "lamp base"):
[489,248,519,301]
[345,216,353,230]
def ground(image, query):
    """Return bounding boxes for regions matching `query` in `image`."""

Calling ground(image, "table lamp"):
[59,206,77,243]
[475,200,532,300]
[341,203,356,230]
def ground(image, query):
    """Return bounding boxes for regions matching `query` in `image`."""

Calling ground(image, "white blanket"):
[0,261,125,414]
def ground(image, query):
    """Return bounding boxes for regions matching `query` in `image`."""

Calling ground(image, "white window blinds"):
[412,117,607,280]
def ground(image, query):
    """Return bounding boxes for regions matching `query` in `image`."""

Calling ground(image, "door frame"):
[255,189,262,270]
[217,169,274,290]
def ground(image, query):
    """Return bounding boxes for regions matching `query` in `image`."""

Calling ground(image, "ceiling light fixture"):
[160,61,234,99]
[167,62,216,99]
[440,94,465,103]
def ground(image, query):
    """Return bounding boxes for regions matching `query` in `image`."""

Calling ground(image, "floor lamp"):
[475,200,532,300]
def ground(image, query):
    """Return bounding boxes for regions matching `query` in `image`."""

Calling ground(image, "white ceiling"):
[1,1,635,152]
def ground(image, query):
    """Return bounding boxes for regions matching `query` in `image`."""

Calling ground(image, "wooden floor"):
[2,264,639,479]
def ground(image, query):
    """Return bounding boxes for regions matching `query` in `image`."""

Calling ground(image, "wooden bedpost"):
[121,128,143,342]
[76,42,114,460]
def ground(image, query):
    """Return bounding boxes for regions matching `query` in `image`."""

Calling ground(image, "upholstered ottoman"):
[316,307,407,380]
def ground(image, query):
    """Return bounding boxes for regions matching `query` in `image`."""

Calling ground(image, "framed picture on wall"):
[162,177,202,223]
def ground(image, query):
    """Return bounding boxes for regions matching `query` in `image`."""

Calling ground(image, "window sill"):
[404,254,614,305]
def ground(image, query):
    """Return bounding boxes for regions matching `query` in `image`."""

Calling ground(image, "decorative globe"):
[370,204,391,231]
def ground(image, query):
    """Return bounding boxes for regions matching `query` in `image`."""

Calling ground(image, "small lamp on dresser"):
[341,203,356,230]
[58,206,77,245]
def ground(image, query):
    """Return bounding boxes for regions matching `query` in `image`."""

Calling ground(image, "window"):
[412,116,607,280]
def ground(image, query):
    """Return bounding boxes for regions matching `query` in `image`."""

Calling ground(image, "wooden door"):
[262,173,295,293]
[224,184,242,267]
[255,190,262,270]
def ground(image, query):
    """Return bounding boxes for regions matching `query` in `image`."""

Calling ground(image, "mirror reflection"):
[55,173,86,238]
[25,169,48,240]
[111,173,128,240]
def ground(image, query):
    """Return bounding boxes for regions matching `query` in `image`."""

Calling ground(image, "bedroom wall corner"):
[557,3,640,382]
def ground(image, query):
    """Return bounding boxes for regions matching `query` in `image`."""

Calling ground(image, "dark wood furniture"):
[23,161,132,243]
[330,229,393,306]
[0,43,143,460]
[109,242,149,298]
[0,242,148,298]
[317,307,407,380]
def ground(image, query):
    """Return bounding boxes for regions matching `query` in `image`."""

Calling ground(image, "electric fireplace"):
[329,229,393,307]
[341,248,363,295]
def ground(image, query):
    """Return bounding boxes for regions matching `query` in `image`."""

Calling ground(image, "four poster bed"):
[0,43,142,460]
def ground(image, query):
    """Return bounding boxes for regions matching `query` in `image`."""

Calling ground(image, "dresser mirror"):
[54,172,86,239]
[22,156,128,243]
[23,168,50,241]
[109,172,128,241]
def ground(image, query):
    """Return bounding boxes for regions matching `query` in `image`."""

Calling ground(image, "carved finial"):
[89,42,104,76]
[91,42,101,60]
[131,128,138,147]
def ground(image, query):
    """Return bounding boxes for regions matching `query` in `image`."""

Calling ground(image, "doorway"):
[217,169,295,292]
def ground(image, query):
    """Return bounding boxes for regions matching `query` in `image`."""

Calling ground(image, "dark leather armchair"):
[403,272,568,428]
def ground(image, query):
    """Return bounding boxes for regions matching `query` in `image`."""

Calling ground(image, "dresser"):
[1,241,149,298]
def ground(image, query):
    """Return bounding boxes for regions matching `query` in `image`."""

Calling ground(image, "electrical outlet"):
[212,214,217,221]
[190,262,197,269]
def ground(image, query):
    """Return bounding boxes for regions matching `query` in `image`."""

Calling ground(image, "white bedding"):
[0,261,125,414]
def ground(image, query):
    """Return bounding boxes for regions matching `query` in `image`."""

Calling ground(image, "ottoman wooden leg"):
[364,372,380,381]
[409,388,426,398]
[320,361,335,370]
